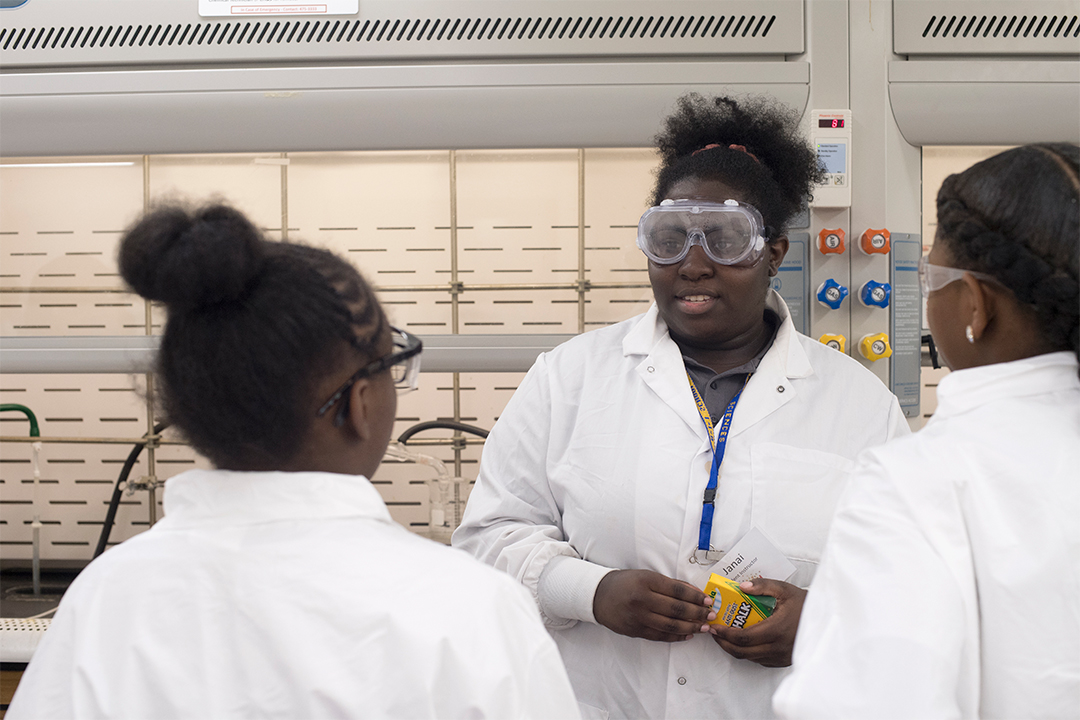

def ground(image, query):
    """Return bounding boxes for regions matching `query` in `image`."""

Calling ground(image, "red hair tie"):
[691,143,760,164]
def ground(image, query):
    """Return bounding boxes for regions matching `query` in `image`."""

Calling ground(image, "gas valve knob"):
[859,333,893,361]
[819,334,847,353]
[859,280,892,308]
[816,279,849,310]
[817,228,845,255]
[860,228,891,255]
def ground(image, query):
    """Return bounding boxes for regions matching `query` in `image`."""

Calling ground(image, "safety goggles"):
[917,255,1000,296]
[316,327,423,426]
[637,199,768,267]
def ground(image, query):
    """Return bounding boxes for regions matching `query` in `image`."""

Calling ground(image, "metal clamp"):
[689,546,725,565]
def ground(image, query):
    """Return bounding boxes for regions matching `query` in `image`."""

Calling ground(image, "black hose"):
[93,422,169,559]
[396,421,489,444]
[922,333,942,370]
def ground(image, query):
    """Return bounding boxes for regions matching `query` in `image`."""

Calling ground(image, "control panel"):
[809,109,852,208]
[803,107,920,418]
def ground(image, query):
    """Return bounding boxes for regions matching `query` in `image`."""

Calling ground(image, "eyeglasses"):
[637,199,768,268]
[917,255,1000,296]
[316,327,423,426]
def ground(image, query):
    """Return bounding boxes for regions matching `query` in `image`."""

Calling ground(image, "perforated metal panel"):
[0,0,803,68]
[894,0,1080,55]
[0,148,658,561]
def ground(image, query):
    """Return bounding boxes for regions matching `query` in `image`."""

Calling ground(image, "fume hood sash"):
[0,60,810,155]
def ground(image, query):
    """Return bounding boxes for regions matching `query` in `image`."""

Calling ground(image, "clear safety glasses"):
[316,327,423,426]
[917,255,1000,296]
[637,199,768,268]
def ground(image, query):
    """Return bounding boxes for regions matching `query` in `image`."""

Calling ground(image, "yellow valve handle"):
[818,334,846,353]
[859,333,893,361]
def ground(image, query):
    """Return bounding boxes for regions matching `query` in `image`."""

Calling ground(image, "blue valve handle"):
[860,281,892,308]
[816,279,849,310]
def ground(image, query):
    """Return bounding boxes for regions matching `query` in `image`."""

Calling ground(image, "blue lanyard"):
[688,373,751,552]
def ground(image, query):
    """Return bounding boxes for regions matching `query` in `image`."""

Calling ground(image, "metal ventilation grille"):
[894,1,1080,55]
[0,14,777,52]
[921,14,1079,39]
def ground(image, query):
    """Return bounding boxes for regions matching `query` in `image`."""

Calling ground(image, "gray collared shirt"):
[682,310,781,424]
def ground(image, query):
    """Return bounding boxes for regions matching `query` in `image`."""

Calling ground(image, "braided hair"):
[119,203,387,469]
[935,144,1079,374]
[651,93,826,236]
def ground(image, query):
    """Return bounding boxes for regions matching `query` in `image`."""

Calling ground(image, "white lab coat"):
[453,293,909,720]
[773,351,1080,720]
[7,469,581,720]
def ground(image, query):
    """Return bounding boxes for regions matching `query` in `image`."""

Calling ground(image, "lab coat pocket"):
[750,443,856,585]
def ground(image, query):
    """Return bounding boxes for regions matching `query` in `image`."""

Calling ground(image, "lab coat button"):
[677,677,687,686]
[647,366,655,373]
[777,386,785,393]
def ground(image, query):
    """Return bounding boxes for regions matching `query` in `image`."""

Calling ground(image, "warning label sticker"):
[199,0,358,16]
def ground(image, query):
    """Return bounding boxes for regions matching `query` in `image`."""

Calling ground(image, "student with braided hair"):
[455,94,909,719]
[774,144,1080,719]
[7,203,581,720]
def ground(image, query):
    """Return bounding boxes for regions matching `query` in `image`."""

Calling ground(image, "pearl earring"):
[965,325,975,344]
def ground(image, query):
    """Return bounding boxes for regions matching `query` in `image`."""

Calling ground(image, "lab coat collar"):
[934,351,1080,420]
[623,290,812,440]
[733,292,812,433]
[159,469,395,528]
[760,290,814,380]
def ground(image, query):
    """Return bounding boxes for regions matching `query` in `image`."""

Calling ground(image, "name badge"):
[714,527,796,583]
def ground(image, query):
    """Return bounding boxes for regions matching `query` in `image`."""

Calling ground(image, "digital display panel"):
[817,143,846,174]
[818,118,845,128]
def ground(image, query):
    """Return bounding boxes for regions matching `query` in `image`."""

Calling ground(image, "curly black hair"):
[935,143,1079,373]
[118,203,387,469]
[651,93,825,236]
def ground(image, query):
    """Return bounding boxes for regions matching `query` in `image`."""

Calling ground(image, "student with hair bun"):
[7,204,581,720]
[455,94,908,719]
[774,144,1080,719]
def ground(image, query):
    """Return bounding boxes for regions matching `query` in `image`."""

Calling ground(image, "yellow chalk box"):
[704,573,775,629]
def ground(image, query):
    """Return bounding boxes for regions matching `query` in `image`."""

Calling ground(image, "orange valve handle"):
[817,228,846,255]
[860,228,890,255]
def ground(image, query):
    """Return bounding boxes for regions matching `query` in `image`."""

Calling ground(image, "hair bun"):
[118,204,267,310]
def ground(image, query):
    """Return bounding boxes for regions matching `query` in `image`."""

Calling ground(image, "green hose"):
[1,403,40,437]
[1,403,42,595]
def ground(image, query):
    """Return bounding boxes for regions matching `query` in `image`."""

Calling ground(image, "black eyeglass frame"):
[316,327,423,422]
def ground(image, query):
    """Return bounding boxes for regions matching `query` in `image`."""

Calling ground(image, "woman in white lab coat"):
[453,94,909,720]
[7,204,581,720]
[773,144,1080,719]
